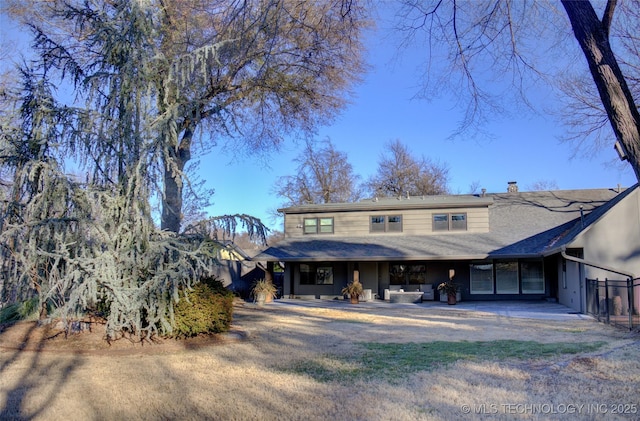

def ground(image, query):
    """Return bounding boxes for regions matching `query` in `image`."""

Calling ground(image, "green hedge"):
[171,278,234,338]
[0,297,39,324]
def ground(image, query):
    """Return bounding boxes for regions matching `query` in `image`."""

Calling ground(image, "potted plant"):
[437,281,459,305]
[251,279,278,305]
[341,279,364,304]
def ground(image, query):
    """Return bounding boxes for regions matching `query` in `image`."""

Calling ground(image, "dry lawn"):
[1,299,639,421]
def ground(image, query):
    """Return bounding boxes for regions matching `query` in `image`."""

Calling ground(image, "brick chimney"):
[507,181,518,193]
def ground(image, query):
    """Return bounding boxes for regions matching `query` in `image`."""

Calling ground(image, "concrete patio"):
[263,298,594,322]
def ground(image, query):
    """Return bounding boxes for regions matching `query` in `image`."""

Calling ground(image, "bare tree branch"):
[273,137,363,206]
[395,0,640,179]
[366,139,449,197]
[602,0,617,37]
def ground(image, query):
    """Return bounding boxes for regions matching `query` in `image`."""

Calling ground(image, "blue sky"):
[2,8,636,234]
[205,18,636,232]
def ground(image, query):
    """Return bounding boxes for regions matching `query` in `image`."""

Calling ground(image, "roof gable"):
[541,183,639,254]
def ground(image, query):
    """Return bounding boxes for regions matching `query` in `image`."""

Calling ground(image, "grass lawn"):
[1,300,639,420]
[286,340,608,384]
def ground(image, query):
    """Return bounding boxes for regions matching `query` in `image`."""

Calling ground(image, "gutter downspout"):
[560,249,635,279]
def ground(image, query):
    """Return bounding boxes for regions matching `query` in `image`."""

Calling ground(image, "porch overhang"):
[256,234,545,263]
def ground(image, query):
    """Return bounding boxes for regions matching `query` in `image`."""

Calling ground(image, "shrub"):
[170,277,234,338]
[251,279,278,301]
[0,296,39,324]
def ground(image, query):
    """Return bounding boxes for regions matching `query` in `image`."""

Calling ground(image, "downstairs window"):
[299,264,334,285]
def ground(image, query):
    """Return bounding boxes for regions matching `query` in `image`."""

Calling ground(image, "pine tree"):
[0,0,366,338]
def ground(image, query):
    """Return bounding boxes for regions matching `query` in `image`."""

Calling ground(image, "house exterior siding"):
[284,207,490,237]
[258,185,640,312]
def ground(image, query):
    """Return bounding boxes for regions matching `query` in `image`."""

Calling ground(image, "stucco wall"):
[579,188,640,280]
[558,259,582,312]
[559,187,640,315]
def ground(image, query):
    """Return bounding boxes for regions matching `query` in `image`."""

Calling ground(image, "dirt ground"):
[0,315,232,356]
[1,299,639,420]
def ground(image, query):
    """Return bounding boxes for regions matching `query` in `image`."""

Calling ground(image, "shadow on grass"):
[0,322,83,420]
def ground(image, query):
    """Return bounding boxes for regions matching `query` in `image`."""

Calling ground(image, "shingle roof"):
[257,186,637,262]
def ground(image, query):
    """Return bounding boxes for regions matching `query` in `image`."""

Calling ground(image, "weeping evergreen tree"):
[0,0,367,338]
[0,67,221,338]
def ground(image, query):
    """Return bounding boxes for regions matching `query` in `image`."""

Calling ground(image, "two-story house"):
[257,182,640,314]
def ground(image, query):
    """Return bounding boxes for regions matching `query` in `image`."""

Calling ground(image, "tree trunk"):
[161,128,193,233]
[562,1,640,181]
[161,161,184,233]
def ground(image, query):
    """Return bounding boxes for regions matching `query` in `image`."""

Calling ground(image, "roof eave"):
[278,198,494,214]
[256,253,547,263]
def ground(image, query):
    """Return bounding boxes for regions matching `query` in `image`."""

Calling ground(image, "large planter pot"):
[447,293,457,305]
[256,292,266,306]
[350,295,360,304]
[440,292,462,303]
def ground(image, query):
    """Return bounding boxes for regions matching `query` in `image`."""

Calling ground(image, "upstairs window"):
[433,213,467,231]
[370,215,403,232]
[388,215,403,232]
[319,217,334,234]
[433,214,449,231]
[303,218,317,234]
[304,217,333,234]
[451,213,467,230]
[370,216,386,232]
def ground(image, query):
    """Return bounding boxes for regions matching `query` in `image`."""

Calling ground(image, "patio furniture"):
[388,290,423,303]
[384,284,434,302]
[420,284,435,301]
